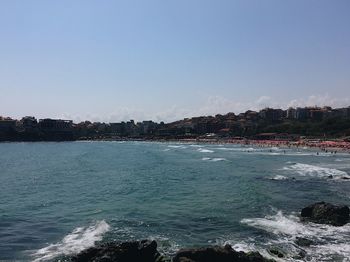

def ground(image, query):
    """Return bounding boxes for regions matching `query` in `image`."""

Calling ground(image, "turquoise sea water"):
[1,142,350,261]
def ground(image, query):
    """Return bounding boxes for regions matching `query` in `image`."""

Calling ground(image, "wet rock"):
[173,244,273,262]
[301,202,349,226]
[268,247,284,258]
[293,250,306,260]
[341,176,350,180]
[295,237,313,247]
[71,240,168,262]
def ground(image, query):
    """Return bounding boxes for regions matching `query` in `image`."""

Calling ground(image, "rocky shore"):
[69,202,349,262]
[71,240,273,262]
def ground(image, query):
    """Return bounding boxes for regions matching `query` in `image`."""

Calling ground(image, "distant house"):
[259,108,283,121]
[20,116,38,131]
[286,107,296,119]
[295,108,308,120]
[39,119,73,132]
[0,119,16,133]
[38,119,74,140]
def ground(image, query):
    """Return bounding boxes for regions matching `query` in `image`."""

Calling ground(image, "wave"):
[269,175,289,181]
[238,210,350,261]
[216,147,239,151]
[202,157,227,162]
[32,220,110,262]
[148,235,180,256]
[197,148,214,153]
[189,144,202,148]
[167,145,187,149]
[283,163,350,179]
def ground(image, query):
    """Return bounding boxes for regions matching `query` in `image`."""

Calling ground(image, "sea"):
[1,141,350,261]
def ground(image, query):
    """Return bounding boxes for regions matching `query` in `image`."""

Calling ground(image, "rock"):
[173,244,273,262]
[71,240,168,262]
[293,250,306,260]
[328,175,333,179]
[341,176,350,180]
[295,237,313,247]
[301,202,349,226]
[268,248,284,258]
[71,241,273,262]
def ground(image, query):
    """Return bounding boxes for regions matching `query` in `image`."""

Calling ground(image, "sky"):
[1,0,350,123]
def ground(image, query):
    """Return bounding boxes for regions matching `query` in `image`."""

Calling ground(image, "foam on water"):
[216,147,239,151]
[197,148,214,153]
[283,163,350,179]
[32,220,110,262]
[202,157,227,162]
[148,235,180,256]
[168,145,187,149]
[239,210,350,261]
[269,175,289,181]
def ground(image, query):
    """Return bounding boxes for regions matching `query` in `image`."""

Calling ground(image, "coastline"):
[2,137,350,153]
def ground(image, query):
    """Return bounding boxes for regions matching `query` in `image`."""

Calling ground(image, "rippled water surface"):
[1,142,350,261]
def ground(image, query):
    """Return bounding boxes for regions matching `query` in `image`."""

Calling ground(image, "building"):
[38,119,74,140]
[295,108,308,120]
[0,119,16,133]
[286,107,296,119]
[39,119,73,131]
[309,109,324,121]
[259,108,283,121]
[138,121,158,135]
[20,116,38,130]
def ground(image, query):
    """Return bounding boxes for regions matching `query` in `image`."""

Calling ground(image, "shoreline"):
[2,138,350,153]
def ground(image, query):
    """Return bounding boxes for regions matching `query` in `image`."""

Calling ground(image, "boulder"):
[295,237,313,247]
[71,240,168,262]
[301,202,349,226]
[173,244,273,262]
[268,248,284,258]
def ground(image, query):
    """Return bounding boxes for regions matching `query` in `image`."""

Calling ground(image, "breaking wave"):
[32,220,110,262]
[283,163,350,179]
[269,175,289,181]
[197,148,214,153]
[202,157,227,162]
[237,210,350,261]
[167,145,187,149]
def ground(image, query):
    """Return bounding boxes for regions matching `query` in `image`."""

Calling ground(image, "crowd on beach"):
[226,139,350,154]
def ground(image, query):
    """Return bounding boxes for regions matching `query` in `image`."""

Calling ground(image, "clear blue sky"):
[1,0,349,122]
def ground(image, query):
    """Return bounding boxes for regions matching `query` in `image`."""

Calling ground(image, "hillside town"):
[1,106,350,142]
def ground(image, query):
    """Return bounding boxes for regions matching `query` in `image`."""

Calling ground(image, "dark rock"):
[328,175,333,179]
[295,237,313,247]
[293,250,306,260]
[71,240,168,262]
[71,241,273,262]
[268,248,284,258]
[341,176,350,180]
[173,244,273,262]
[301,202,349,226]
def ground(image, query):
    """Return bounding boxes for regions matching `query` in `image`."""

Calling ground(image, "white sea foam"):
[148,235,180,255]
[283,163,350,179]
[211,158,226,162]
[197,148,214,153]
[216,147,238,151]
[269,175,288,181]
[239,210,350,261]
[202,157,227,162]
[32,220,110,262]
[222,240,286,262]
[168,145,187,149]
